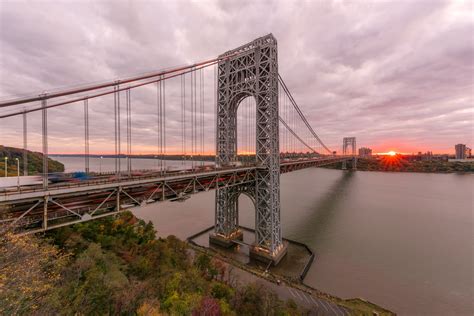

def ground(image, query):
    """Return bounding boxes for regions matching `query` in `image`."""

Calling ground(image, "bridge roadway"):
[0,156,351,234]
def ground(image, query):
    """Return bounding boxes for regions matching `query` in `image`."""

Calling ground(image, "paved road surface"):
[230,264,350,315]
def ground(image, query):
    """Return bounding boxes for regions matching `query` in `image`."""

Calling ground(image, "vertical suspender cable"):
[213,64,217,168]
[190,69,194,170]
[202,69,205,165]
[156,81,160,170]
[117,85,121,178]
[194,69,197,169]
[283,89,287,154]
[252,96,255,161]
[163,76,166,172]
[291,100,297,153]
[23,110,28,176]
[126,88,131,176]
[159,77,163,173]
[278,85,281,158]
[246,97,249,158]
[41,96,48,190]
[181,74,185,165]
[184,74,187,163]
[248,98,251,158]
[200,68,204,166]
[125,89,128,176]
[191,71,194,170]
[192,69,196,170]
[213,65,218,168]
[198,69,201,165]
[84,98,89,174]
[114,85,118,175]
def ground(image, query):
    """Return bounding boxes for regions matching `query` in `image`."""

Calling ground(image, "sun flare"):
[388,151,396,156]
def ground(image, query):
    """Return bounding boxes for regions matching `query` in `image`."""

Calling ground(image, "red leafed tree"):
[192,296,221,316]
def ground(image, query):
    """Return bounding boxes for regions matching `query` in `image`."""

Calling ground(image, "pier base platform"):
[209,230,243,248]
[250,242,288,266]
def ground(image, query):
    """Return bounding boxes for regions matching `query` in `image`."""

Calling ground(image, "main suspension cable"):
[278,74,331,154]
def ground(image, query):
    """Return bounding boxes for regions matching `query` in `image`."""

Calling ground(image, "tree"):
[210,282,233,301]
[231,283,289,316]
[55,242,133,315]
[0,232,65,315]
[193,296,221,316]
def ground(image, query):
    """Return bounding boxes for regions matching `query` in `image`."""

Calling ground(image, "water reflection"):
[295,171,354,242]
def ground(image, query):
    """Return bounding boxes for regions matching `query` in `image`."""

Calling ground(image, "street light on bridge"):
[15,157,20,189]
[4,157,8,177]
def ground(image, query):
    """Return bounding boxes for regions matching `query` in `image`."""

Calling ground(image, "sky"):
[0,0,472,155]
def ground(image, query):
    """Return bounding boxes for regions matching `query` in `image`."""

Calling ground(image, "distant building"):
[455,144,467,159]
[422,151,433,161]
[358,147,372,158]
[466,147,472,158]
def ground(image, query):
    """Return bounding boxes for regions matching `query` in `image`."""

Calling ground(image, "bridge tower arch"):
[210,34,286,264]
[342,137,357,170]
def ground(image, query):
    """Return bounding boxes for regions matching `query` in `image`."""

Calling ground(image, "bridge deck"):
[0,157,352,233]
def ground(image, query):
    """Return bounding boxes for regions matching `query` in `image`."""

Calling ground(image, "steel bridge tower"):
[210,34,287,264]
[342,137,357,170]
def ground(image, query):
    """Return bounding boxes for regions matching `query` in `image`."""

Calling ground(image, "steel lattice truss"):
[0,168,257,234]
[342,137,357,170]
[215,34,283,255]
[0,157,354,235]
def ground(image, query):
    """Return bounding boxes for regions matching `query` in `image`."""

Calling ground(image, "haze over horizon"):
[1,0,472,155]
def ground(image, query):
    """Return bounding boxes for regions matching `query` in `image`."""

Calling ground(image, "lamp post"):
[4,157,7,177]
[15,158,20,189]
[99,156,103,174]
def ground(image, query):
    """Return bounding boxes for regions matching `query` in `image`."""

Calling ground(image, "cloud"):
[0,0,472,155]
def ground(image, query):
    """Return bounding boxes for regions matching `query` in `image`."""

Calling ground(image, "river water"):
[54,157,474,315]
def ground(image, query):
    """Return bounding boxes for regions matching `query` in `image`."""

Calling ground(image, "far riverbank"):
[322,157,473,173]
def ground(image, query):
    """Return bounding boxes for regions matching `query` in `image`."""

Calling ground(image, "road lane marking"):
[319,300,329,313]
[288,288,297,299]
[302,293,311,304]
[339,306,350,316]
[309,295,320,308]
[326,302,340,316]
[293,289,304,301]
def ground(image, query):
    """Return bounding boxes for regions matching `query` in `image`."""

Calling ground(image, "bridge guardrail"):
[0,157,354,197]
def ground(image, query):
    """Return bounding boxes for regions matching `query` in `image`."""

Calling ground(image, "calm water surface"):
[56,157,474,315]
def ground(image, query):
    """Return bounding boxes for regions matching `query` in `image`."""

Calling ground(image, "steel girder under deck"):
[0,157,351,235]
[0,168,256,234]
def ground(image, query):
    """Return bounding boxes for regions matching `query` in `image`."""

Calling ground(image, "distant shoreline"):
[50,154,215,161]
[320,158,473,174]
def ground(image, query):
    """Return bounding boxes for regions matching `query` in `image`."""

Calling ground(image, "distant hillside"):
[0,146,64,176]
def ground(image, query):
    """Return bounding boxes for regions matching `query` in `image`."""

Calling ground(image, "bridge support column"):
[210,187,243,248]
[210,34,287,265]
[116,187,121,211]
[43,195,48,231]
[342,137,357,171]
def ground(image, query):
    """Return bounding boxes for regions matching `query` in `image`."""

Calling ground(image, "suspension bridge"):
[0,34,357,264]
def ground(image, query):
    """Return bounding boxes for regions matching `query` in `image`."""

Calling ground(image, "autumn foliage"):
[0,212,305,315]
